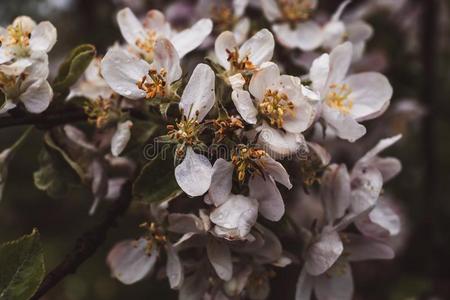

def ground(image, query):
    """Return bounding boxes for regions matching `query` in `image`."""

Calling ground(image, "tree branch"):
[0,108,87,129]
[30,181,133,300]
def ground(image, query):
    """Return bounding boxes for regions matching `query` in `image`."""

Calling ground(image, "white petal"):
[257,124,306,158]
[0,48,13,64]
[331,0,352,22]
[151,38,182,84]
[314,262,353,300]
[231,88,258,124]
[165,243,184,289]
[29,21,57,53]
[259,155,292,188]
[101,48,149,99]
[207,238,233,280]
[322,105,366,142]
[111,121,133,157]
[0,59,33,76]
[322,21,346,49]
[356,199,401,237]
[144,10,171,37]
[168,213,205,234]
[310,53,330,94]
[321,164,351,224]
[305,229,343,276]
[179,63,215,121]
[327,42,353,86]
[175,147,213,197]
[359,135,402,162]
[350,166,383,215]
[283,100,315,133]
[295,268,314,300]
[272,22,323,51]
[106,239,158,285]
[233,18,251,45]
[347,21,373,44]
[171,18,213,58]
[346,234,395,261]
[117,8,147,48]
[215,31,238,70]
[239,28,274,66]
[249,175,284,221]
[209,159,234,206]
[210,194,258,237]
[12,16,36,32]
[344,72,393,121]
[233,0,249,17]
[260,0,282,21]
[20,80,52,113]
[249,62,280,100]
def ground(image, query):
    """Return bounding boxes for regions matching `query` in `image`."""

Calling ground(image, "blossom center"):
[83,97,116,128]
[326,83,354,114]
[135,30,157,58]
[226,48,255,72]
[167,115,202,146]
[259,89,295,128]
[137,68,168,99]
[140,222,167,255]
[278,0,314,22]
[232,145,267,183]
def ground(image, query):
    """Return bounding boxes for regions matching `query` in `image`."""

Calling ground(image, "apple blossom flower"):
[0,16,57,66]
[231,62,316,156]
[309,42,393,142]
[171,63,216,197]
[117,7,212,60]
[0,55,53,114]
[101,37,182,101]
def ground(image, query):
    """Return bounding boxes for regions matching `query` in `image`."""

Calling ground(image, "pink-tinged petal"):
[209,159,234,206]
[257,123,307,158]
[310,53,330,95]
[327,42,352,86]
[350,166,383,215]
[346,234,395,261]
[29,21,57,53]
[106,238,158,285]
[314,262,353,300]
[207,238,233,280]
[151,38,182,84]
[259,155,292,188]
[249,175,285,221]
[249,62,279,100]
[111,121,133,157]
[20,80,52,113]
[239,28,274,66]
[260,0,282,21]
[215,31,238,69]
[101,48,149,99]
[165,243,184,289]
[322,105,366,142]
[117,8,147,48]
[179,63,215,121]
[321,164,351,224]
[175,146,213,197]
[295,268,314,300]
[344,72,393,121]
[171,18,213,58]
[305,229,343,276]
[272,21,323,51]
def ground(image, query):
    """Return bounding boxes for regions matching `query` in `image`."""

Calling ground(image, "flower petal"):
[179,63,215,121]
[310,53,330,95]
[314,262,353,300]
[207,238,233,280]
[168,213,205,234]
[356,198,401,237]
[233,17,250,45]
[305,229,343,276]
[257,123,307,158]
[117,8,147,48]
[272,21,323,51]
[321,164,351,224]
[350,166,383,215]
[175,147,213,197]
[101,48,150,99]
[259,155,292,188]
[327,42,352,87]
[111,121,133,157]
[322,105,366,142]
[151,38,182,84]
[249,62,280,100]
[260,0,282,21]
[283,100,315,133]
[344,72,393,121]
[215,31,238,70]
[106,238,158,285]
[249,175,284,221]
[231,86,258,124]
[29,21,57,53]
[171,18,213,58]
[295,268,314,300]
[239,28,274,66]
[209,158,234,206]
[165,243,184,289]
[20,80,52,113]
[346,234,395,261]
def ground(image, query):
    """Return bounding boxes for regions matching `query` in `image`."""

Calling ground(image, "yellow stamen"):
[326,83,354,114]
[231,145,267,183]
[137,68,168,100]
[167,114,202,146]
[83,97,115,128]
[139,222,168,255]
[259,89,295,128]
[278,0,315,22]
[226,48,256,72]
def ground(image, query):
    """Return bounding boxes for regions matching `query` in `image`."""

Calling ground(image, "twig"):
[0,109,87,129]
[30,182,133,300]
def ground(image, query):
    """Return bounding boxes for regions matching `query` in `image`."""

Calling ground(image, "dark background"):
[1,0,449,299]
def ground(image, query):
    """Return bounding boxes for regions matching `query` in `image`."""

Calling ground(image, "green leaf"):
[53,44,96,93]
[133,153,182,203]
[0,229,45,300]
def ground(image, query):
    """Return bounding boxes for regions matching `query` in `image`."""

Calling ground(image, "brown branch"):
[0,108,87,129]
[30,182,133,300]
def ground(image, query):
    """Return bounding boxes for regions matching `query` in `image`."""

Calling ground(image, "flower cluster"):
[0,1,405,300]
